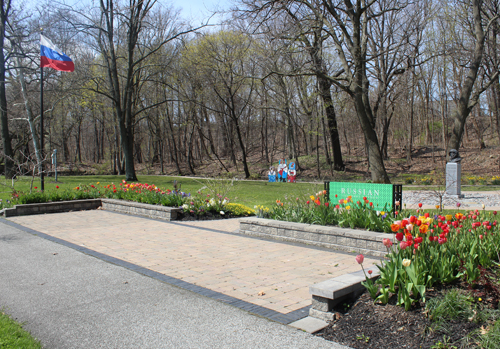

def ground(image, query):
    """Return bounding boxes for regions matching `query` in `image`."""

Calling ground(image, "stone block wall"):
[239,217,390,257]
[3,199,102,217]
[100,199,182,221]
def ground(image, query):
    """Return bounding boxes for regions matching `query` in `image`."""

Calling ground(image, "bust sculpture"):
[448,149,462,163]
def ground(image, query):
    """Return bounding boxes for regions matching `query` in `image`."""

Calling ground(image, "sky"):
[168,0,233,25]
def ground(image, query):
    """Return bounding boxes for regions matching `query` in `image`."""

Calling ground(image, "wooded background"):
[0,0,499,182]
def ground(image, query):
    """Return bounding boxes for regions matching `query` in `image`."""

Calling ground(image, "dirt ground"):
[66,144,500,182]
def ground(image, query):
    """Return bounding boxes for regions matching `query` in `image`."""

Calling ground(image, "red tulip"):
[356,254,364,264]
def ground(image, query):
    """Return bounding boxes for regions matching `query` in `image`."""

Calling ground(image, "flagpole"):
[40,32,44,192]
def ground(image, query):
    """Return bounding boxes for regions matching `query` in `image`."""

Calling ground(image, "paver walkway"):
[9,210,379,322]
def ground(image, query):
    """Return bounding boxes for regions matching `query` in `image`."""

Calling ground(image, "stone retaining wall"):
[239,217,390,257]
[309,267,380,321]
[3,199,102,217]
[2,199,182,221]
[100,199,181,221]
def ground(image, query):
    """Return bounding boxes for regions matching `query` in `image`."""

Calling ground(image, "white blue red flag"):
[40,34,74,72]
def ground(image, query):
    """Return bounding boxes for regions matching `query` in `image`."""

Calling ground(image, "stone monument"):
[446,149,464,198]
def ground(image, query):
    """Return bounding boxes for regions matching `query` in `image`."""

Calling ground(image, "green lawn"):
[1,174,498,210]
[0,311,41,349]
[0,175,324,209]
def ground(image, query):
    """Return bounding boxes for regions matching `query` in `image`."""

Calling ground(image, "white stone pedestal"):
[446,162,464,198]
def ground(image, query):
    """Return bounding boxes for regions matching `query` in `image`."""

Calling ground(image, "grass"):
[473,318,500,348]
[0,174,498,211]
[426,288,500,348]
[426,289,478,324]
[0,175,324,210]
[0,310,42,348]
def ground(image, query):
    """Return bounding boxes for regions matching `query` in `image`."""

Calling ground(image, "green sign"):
[326,182,398,211]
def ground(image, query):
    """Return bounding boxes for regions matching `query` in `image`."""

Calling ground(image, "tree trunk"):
[16,59,43,175]
[76,122,82,163]
[232,115,250,178]
[353,92,390,183]
[447,0,487,155]
[0,0,13,179]
[165,108,182,175]
[318,79,345,170]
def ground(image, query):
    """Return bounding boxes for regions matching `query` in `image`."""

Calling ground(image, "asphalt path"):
[0,219,347,349]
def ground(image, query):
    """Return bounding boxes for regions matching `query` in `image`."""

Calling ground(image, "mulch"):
[177,211,237,221]
[316,270,500,349]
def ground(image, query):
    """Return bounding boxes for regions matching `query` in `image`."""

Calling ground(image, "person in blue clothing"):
[277,159,287,182]
[268,166,276,182]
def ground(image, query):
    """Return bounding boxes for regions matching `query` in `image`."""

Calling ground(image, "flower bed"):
[5,180,255,220]
[357,209,499,310]
[261,190,396,233]
[308,208,500,347]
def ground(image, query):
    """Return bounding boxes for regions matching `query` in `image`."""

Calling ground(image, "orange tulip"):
[419,224,429,234]
[391,223,401,232]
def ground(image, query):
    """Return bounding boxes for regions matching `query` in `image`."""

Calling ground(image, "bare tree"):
[446,0,499,155]
[67,0,201,180]
[0,0,14,178]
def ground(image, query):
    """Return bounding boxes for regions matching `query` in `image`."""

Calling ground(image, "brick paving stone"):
[9,210,379,315]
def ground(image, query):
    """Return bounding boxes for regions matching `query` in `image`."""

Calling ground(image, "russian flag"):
[40,34,74,72]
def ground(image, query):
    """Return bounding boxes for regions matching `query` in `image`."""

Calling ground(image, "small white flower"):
[182,204,189,210]
[223,199,228,205]
[220,211,225,215]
